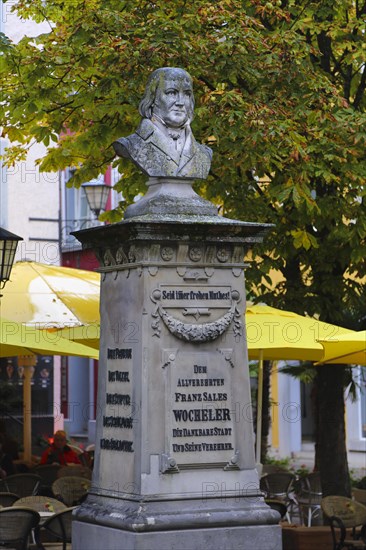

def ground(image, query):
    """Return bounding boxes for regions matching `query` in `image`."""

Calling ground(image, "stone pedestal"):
[72,178,281,549]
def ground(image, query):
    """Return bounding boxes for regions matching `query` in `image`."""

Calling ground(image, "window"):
[60,169,103,249]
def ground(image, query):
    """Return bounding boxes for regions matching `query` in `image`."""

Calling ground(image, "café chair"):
[260,472,297,522]
[265,498,288,520]
[0,473,41,498]
[296,472,323,526]
[262,464,290,475]
[0,506,40,550]
[84,444,95,469]
[14,496,67,549]
[67,444,90,467]
[39,506,75,550]
[353,489,366,507]
[57,464,92,479]
[321,495,366,550]
[52,476,91,506]
[0,492,20,507]
[33,464,61,495]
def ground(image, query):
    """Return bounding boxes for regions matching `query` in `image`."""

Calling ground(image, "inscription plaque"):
[101,347,134,453]
[159,284,233,321]
[164,349,236,468]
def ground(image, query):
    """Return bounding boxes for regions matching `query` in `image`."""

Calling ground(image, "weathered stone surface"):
[123,177,218,219]
[72,65,280,550]
[73,521,282,550]
[72,214,280,549]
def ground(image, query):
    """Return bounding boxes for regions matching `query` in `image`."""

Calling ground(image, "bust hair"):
[138,67,195,120]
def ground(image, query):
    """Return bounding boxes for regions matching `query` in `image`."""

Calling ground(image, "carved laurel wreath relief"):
[150,288,242,343]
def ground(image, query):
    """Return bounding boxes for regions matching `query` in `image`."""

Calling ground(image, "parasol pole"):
[255,349,264,464]
[23,365,32,462]
[19,355,36,463]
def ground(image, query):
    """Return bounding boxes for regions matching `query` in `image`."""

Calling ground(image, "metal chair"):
[52,476,91,506]
[260,472,297,522]
[39,506,75,550]
[265,498,288,520]
[57,464,92,479]
[0,505,40,550]
[33,464,61,495]
[84,444,95,469]
[0,473,41,498]
[14,496,67,549]
[0,492,20,507]
[322,495,366,550]
[353,489,366,507]
[262,464,290,475]
[296,471,323,526]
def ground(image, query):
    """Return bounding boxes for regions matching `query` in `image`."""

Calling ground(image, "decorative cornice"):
[96,242,246,273]
[71,218,272,263]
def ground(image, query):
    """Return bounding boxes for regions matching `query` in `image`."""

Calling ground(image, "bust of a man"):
[113,67,212,179]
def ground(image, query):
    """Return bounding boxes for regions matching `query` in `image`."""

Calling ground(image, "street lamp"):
[82,178,110,218]
[0,227,23,290]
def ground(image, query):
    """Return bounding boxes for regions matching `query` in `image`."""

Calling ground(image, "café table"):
[13,496,67,549]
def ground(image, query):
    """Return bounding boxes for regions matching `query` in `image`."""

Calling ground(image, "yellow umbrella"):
[0,317,99,462]
[316,330,366,365]
[1,260,100,327]
[52,323,100,350]
[0,261,100,461]
[1,318,99,359]
[245,303,352,463]
[246,303,351,362]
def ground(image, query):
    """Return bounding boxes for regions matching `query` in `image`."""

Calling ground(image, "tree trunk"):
[315,365,351,497]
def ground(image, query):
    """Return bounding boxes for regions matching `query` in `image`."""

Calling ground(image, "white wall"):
[277,367,302,456]
[346,368,366,452]
[1,6,63,436]
[1,3,60,266]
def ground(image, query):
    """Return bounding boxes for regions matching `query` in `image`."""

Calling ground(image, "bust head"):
[139,67,195,127]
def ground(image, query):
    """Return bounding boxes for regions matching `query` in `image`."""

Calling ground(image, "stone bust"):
[112,68,212,179]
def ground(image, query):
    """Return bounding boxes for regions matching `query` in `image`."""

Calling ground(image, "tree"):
[1,0,366,496]
[251,0,366,497]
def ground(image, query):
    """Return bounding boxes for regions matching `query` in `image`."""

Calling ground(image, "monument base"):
[73,521,282,550]
[72,492,282,550]
[72,184,278,550]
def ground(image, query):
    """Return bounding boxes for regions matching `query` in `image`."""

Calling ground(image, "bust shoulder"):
[136,119,155,140]
[112,119,155,159]
[197,142,213,161]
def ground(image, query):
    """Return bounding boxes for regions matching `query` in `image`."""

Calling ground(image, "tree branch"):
[43,99,75,113]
